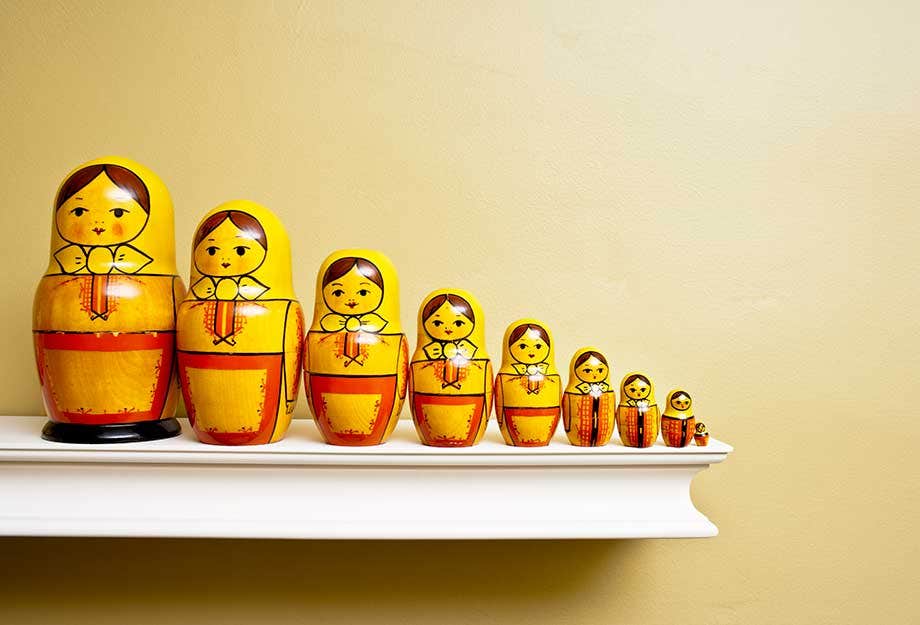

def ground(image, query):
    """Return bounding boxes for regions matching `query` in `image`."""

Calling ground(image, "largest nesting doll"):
[494,319,562,446]
[409,289,493,447]
[305,250,408,446]
[33,157,186,443]
[176,200,304,445]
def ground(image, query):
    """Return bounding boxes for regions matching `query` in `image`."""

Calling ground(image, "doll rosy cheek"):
[112,222,124,238]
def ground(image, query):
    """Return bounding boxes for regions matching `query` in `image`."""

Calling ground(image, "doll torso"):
[305,328,409,445]
[495,371,562,446]
[563,382,614,447]
[33,273,183,424]
[409,342,492,447]
[177,298,303,445]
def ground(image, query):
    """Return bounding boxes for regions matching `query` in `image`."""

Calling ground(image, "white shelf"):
[0,416,731,539]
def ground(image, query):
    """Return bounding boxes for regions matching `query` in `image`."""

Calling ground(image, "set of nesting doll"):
[33,156,713,448]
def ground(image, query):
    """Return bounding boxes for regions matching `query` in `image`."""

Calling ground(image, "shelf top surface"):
[0,416,732,466]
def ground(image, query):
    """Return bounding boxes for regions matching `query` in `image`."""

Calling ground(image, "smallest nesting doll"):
[562,348,615,446]
[694,422,709,446]
[176,201,304,445]
[494,319,562,446]
[661,389,696,448]
[409,289,492,447]
[615,372,660,448]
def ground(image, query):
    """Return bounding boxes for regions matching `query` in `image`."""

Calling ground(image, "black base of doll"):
[41,418,182,444]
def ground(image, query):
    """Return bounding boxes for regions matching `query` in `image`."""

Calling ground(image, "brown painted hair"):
[623,374,651,387]
[671,391,691,403]
[194,211,267,250]
[323,257,383,289]
[56,164,150,214]
[508,323,550,348]
[574,350,607,368]
[422,294,474,324]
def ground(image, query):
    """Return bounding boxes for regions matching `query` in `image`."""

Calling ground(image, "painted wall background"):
[1,0,918,623]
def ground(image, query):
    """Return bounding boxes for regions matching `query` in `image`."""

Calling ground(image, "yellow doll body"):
[32,157,186,439]
[409,289,493,447]
[494,319,561,447]
[305,250,408,446]
[615,371,660,448]
[661,389,695,448]
[176,201,304,445]
[562,347,615,447]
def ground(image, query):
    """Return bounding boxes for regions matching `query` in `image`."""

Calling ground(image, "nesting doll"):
[561,348,615,447]
[176,201,304,445]
[694,422,710,446]
[615,372,660,448]
[494,319,562,447]
[33,157,185,443]
[661,389,695,447]
[409,289,492,447]
[304,250,408,446]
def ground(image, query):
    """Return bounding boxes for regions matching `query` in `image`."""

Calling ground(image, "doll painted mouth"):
[92,227,106,235]
[221,262,231,268]
[528,353,535,358]
[345,301,358,308]
[444,329,453,335]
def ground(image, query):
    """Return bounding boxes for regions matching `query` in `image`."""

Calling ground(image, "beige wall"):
[1,1,918,623]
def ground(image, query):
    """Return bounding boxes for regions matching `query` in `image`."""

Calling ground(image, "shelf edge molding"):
[0,417,731,540]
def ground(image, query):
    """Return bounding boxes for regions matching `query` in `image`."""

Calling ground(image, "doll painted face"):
[56,169,149,247]
[670,392,692,411]
[423,297,474,341]
[575,354,607,384]
[509,326,549,365]
[322,259,384,316]
[624,376,652,401]
[194,213,267,278]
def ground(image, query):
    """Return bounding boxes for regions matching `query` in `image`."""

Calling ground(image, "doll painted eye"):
[70,207,88,217]
[432,320,443,327]
[235,246,248,256]
[582,368,592,374]
[332,289,345,297]
[534,344,543,350]
[207,246,219,256]
[358,289,370,296]
[109,208,127,218]
[453,320,465,327]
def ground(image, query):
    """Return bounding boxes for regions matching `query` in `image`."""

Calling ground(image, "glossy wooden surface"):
[561,347,615,447]
[32,156,185,438]
[304,249,408,446]
[615,371,661,448]
[661,389,695,447]
[177,200,304,445]
[408,288,493,447]
[494,318,561,447]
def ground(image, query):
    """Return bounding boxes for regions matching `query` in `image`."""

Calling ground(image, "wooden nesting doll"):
[562,348,615,447]
[176,201,304,445]
[494,319,562,447]
[33,156,186,443]
[304,250,408,446]
[409,289,492,447]
[661,389,696,448]
[615,372,660,448]
[694,422,709,446]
